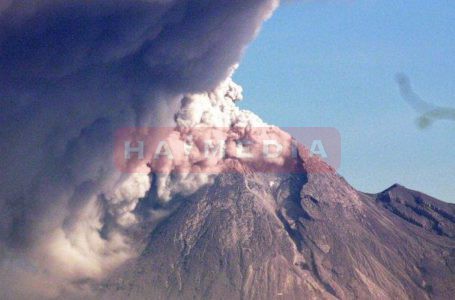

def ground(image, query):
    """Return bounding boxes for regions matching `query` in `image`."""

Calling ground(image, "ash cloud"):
[0,0,278,297]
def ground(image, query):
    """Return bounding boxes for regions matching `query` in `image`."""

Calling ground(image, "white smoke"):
[149,65,304,202]
[106,173,151,227]
[156,67,268,201]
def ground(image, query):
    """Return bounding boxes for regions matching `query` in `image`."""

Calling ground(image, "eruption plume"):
[0,0,279,297]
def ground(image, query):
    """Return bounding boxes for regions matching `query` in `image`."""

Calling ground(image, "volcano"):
[99,163,455,299]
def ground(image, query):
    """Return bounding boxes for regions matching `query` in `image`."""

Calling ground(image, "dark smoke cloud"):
[0,0,278,297]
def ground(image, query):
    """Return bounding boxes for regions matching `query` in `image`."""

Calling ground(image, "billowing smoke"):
[0,0,279,297]
[151,68,302,201]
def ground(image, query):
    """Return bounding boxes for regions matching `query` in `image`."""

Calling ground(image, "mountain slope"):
[375,184,455,238]
[100,169,455,300]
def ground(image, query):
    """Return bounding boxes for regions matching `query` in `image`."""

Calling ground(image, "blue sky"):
[234,0,455,202]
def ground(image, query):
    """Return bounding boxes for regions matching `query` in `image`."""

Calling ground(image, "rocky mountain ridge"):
[100,169,455,299]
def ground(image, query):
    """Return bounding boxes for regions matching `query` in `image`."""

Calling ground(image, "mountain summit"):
[100,168,455,299]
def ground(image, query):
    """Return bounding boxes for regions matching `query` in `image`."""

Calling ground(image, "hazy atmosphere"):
[0,1,454,299]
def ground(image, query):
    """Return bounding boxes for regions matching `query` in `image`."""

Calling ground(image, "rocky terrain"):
[99,168,455,299]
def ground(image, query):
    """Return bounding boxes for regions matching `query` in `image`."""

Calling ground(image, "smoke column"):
[0,0,279,297]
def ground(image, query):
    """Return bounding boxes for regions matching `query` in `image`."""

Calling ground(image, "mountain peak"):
[100,172,455,299]
[385,183,406,191]
[375,183,455,238]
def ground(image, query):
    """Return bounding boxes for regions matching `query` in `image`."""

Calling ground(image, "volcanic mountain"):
[99,159,455,299]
